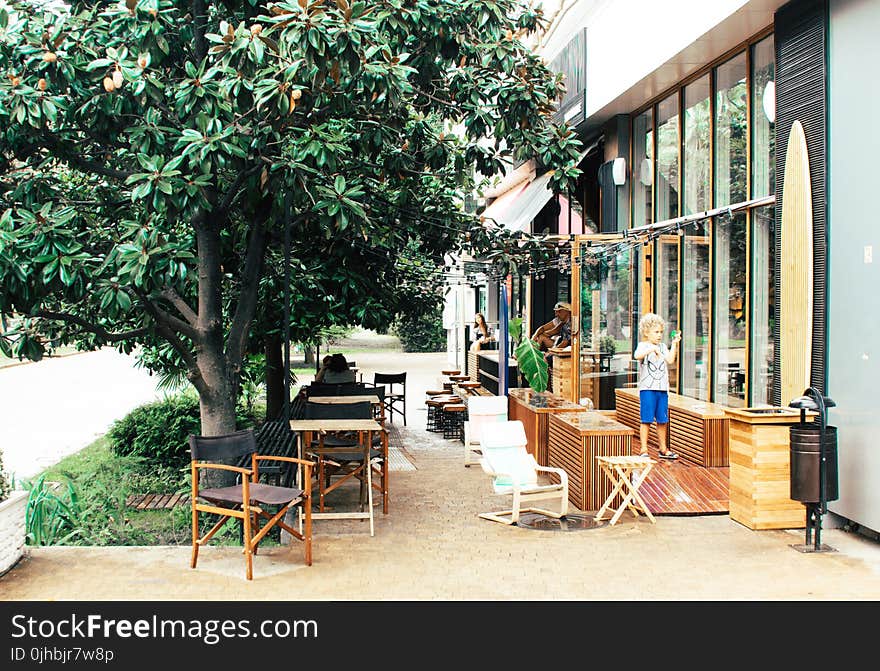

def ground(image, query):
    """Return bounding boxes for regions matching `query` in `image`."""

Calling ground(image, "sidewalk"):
[2,344,880,600]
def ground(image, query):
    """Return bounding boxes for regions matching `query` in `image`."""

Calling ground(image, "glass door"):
[578,241,635,409]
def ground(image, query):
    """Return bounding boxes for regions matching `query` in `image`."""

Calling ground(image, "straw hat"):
[553,301,571,312]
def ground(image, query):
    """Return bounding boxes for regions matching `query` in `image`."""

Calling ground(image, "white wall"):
[827,0,880,534]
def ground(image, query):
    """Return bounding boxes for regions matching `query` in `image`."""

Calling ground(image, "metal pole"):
[282,193,292,424]
[813,387,827,552]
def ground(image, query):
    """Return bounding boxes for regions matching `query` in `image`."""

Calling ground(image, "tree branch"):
[193,0,208,62]
[160,287,198,327]
[134,288,208,395]
[217,164,263,215]
[137,291,201,342]
[226,199,270,368]
[31,310,149,342]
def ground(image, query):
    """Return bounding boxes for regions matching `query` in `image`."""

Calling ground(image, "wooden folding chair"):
[189,429,313,580]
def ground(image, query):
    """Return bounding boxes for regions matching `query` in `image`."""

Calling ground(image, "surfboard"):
[779,120,813,405]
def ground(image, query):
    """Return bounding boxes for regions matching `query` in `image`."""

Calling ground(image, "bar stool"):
[426,395,461,433]
[442,403,467,441]
[450,374,470,384]
[441,369,460,376]
[458,381,482,395]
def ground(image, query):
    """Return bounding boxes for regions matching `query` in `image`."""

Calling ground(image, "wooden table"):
[289,418,385,536]
[725,407,814,530]
[594,455,656,525]
[614,387,730,467]
[547,411,635,512]
[507,389,583,466]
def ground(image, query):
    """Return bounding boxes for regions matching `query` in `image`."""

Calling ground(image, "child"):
[633,313,681,460]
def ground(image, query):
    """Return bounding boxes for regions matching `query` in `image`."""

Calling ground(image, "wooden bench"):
[614,387,729,467]
[236,418,297,487]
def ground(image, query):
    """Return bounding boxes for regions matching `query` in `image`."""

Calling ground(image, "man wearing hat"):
[531,301,572,353]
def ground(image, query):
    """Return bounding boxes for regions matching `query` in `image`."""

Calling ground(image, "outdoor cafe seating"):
[478,420,569,526]
[188,429,314,581]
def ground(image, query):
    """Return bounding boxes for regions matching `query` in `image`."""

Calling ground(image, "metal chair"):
[189,429,313,580]
[372,372,407,425]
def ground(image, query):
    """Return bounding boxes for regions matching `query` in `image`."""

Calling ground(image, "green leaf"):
[514,337,549,393]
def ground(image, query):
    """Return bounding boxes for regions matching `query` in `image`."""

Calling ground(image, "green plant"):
[0,449,11,503]
[509,317,549,393]
[24,474,82,546]
[107,392,259,471]
[599,334,617,355]
[393,308,446,353]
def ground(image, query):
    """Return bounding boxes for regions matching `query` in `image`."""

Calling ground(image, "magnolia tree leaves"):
[0,0,579,427]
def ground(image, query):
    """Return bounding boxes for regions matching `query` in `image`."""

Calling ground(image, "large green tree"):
[0,0,581,437]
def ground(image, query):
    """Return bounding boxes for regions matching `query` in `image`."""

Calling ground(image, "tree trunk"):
[303,345,315,366]
[264,332,284,421]
[197,343,239,487]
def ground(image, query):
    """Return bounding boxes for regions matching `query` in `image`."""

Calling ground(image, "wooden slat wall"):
[773,0,828,403]
[547,415,632,512]
[614,388,729,467]
[548,419,584,510]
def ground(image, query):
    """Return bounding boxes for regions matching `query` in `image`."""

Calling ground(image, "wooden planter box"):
[547,412,635,512]
[725,407,814,530]
[507,389,583,466]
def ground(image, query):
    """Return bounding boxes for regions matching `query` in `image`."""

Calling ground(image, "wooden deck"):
[637,444,729,515]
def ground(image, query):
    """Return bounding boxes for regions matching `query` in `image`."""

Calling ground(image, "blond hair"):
[638,312,666,340]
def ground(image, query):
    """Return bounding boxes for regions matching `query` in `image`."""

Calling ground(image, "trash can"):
[789,424,839,503]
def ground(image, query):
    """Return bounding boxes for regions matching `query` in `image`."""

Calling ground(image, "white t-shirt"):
[634,341,670,391]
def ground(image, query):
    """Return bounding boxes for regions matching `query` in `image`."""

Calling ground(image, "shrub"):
[393,307,446,353]
[598,334,617,354]
[107,392,258,470]
[0,449,11,503]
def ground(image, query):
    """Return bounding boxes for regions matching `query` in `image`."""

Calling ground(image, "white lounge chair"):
[478,420,569,526]
[463,394,508,467]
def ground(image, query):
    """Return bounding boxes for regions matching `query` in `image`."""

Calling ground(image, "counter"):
[475,351,518,395]
[547,411,635,512]
[507,389,583,466]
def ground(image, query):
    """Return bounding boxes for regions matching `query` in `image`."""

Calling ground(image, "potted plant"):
[508,317,549,393]
[598,333,617,372]
[0,449,28,575]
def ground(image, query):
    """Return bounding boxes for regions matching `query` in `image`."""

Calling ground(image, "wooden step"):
[126,493,190,510]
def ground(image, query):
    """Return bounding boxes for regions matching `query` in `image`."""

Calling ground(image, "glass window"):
[655,94,679,222]
[751,36,775,198]
[579,249,634,408]
[713,54,748,407]
[632,109,653,229]
[681,75,711,400]
[715,54,748,207]
[684,75,711,215]
[750,205,775,405]
[713,212,747,407]
[655,235,680,392]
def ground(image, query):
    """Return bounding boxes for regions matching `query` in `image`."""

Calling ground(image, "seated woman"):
[470,312,494,351]
[313,354,333,383]
[322,353,356,384]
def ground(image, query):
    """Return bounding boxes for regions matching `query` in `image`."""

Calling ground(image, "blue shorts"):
[639,390,669,424]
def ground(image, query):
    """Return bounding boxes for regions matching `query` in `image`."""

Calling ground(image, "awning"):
[493,170,557,232]
[478,179,530,226]
[480,142,602,232]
